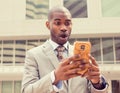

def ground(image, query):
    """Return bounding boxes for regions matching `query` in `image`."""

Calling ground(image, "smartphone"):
[73,41,91,75]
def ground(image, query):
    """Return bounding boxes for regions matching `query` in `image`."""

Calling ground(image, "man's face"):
[46,11,72,45]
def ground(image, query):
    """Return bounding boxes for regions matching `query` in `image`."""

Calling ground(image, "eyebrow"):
[54,19,71,22]
[54,19,60,21]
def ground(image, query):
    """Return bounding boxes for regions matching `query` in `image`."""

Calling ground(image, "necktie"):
[56,46,69,86]
[56,46,65,61]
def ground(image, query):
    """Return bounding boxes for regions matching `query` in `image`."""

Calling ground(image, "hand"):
[85,55,101,84]
[53,55,82,84]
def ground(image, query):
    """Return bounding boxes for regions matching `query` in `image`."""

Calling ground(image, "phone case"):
[73,41,91,75]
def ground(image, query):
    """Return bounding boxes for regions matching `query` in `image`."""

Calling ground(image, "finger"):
[82,68,100,77]
[79,63,91,68]
[65,67,83,76]
[62,54,80,66]
[64,61,90,72]
[89,55,100,71]
[89,65,99,72]
[63,62,80,72]
[86,71,100,79]
[88,70,100,76]
[86,75,100,81]
[89,55,98,66]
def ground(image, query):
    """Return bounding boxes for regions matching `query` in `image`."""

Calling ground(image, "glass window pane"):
[90,38,101,63]
[27,40,39,50]
[115,37,120,63]
[26,0,49,19]
[112,80,120,93]
[64,0,88,18]
[2,81,12,93]
[14,81,21,93]
[69,38,76,45]
[3,40,14,65]
[15,40,26,65]
[77,38,88,41]
[39,39,46,45]
[101,0,120,17]
[102,38,114,63]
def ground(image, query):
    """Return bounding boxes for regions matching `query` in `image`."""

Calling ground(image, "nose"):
[60,24,67,32]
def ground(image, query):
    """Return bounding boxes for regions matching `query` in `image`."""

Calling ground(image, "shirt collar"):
[48,39,69,50]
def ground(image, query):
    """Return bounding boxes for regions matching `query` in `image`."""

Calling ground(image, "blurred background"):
[0,0,120,93]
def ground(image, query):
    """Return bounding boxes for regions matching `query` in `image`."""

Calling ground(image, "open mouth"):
[60,34,67,38]
[59,34,69,42]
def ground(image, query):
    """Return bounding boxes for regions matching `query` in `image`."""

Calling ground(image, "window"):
[0,37,119,65]
[101,0,120,17]
[112,80,120,93]
[77,38,88,41]
[27,40,39,50]
[3,40,14,65]
[90,38,101,63]
[14,81,21,93]
[64,0,88,18]
[15,40,26,65]
[0,39,47,65]
[26,0,49,19]
[102,38,114,64]
[69,38,76,44]
[115,37,120,63]
[1,81,21,93]
[2,81,13,93]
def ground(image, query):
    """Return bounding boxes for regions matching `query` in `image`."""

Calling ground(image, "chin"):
[59,41,67,45]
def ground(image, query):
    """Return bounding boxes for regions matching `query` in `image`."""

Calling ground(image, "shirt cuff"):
[92,76,108,90]
[51,71,62,92]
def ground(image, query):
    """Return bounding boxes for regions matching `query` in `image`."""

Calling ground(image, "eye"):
[54,21,61,26]
[65,21,71,26]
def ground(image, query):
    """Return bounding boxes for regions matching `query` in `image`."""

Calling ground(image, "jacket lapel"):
[42,41,59,69]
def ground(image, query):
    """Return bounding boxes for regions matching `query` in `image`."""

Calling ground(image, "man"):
[22,6,108,93]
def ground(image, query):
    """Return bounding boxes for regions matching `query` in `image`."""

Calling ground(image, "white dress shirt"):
[48,39,69,92]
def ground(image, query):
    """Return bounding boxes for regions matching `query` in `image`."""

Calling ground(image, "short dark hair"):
[47,6,71,21]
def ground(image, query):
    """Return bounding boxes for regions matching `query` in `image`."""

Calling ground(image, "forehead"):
[51,11,72,21]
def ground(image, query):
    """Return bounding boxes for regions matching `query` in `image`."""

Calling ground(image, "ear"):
[46,21,50,30]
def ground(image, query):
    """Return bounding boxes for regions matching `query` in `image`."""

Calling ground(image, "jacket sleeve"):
[88,76,109,93]
[21,51,56,93]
